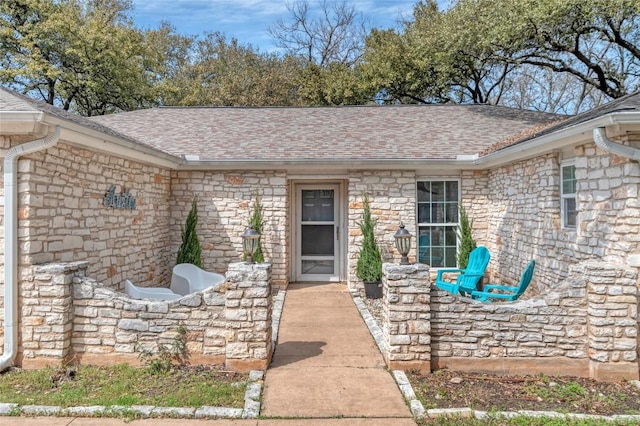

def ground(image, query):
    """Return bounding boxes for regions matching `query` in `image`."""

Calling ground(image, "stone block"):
[118,319,148,332]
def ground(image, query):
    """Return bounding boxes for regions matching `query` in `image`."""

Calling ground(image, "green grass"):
[0,364,248,408]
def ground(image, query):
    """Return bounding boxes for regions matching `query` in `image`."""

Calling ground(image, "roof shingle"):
[90,104,560,161]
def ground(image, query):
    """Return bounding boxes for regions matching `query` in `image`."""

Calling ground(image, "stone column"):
[21,261,88,368]
[584,262,639,381]
[224,262,273,371]
[382,262,431,371]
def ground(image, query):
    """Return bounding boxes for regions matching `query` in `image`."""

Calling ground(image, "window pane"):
[444,247,457,268]
[417,203,431,223]
[445,202,458,223]
[431,181,444,201]
[301,225,334,255]
[430,227,443,245]
[301,260,334,275]
[432,202,445,223]
[417,181,460,268]
[445,227,457,245]
[302,190,334,221]
[445,181,459,201]
[562,165,576,194]
[417,181,431,202]
[564,198,576,227]
[430,247,444,267]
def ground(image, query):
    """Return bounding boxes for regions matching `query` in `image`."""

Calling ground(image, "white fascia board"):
[176,158,465,172]
[474,111,640,169]
[0,111,45,134]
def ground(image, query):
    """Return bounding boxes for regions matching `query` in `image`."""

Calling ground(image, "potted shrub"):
[356,195,383,299]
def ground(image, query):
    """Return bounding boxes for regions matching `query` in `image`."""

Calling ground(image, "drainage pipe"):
[1,126,60,371]
[593,127,640,161]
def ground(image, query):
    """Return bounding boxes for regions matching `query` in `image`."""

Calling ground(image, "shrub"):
[356,195,382,282]
[177,197,202,267]
[138,326,190,375]
[457,204,476,269]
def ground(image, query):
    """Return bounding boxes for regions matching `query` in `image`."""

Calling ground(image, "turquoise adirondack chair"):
[434,246,490,296]
[471,260,535,302]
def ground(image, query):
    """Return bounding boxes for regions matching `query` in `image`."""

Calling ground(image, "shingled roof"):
[481,91,640,156]
[90,104,561,161]
[0,87,144,146]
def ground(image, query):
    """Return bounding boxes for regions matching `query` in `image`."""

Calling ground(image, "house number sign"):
[104,185,137,210]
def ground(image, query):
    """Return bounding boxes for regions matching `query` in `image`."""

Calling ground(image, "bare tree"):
[269,0,369,67]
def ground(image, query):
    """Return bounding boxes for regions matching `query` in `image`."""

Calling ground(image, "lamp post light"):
[394,223,412,265]
[241,225,260,264]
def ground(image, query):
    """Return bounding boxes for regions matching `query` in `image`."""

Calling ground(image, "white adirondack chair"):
[171,263,226,296]
[124,280,182,301]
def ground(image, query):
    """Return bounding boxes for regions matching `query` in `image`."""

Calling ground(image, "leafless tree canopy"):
[269,0,369,67]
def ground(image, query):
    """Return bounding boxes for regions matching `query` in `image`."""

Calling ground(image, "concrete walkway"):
[261,283,415,424]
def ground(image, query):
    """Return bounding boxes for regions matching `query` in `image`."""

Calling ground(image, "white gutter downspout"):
[1,126,60,371]
[593,127,640,161]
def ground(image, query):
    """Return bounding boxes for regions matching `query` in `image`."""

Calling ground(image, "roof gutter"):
[593,127,640,161]
[1,126,60,371]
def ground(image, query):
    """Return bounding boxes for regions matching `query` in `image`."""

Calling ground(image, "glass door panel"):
[297,185,340,281]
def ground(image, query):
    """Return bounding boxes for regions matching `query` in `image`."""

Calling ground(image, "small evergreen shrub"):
[356,195,382,282]
[177,197,202,267]
[457,204,476,269]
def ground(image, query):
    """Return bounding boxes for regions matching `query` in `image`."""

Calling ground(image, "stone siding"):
[170,171,288,287]
[347,171,417,288]
[19,142,173,289]
[575,141,640,265]
[18,261,272,372]
[484,154,570,289]
[484,140,640,291]
[460,170,490,251]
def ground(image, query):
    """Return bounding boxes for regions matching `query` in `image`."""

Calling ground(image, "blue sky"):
[131,0,419,52]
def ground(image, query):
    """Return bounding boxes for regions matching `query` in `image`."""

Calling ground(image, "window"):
[417,180,459,267]
[561,162,577,228]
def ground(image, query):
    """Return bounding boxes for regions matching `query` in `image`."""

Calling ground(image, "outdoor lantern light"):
[394,223,412,265]
[241,225,261,264]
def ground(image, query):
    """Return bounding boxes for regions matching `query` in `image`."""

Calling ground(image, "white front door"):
[295,184,341,282]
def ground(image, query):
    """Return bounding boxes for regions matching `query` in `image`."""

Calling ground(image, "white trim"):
[292,183,344,282]
[287,174,349,180]
[560,160,577,229]
[416,178,461,268]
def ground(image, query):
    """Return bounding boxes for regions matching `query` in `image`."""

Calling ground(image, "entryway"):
[292,182,346,282]
[261,283,414,422]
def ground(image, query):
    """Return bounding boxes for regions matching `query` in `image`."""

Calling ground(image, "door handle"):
[336,226,339,241]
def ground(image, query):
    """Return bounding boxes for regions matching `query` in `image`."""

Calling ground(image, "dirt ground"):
[408,369,640,416]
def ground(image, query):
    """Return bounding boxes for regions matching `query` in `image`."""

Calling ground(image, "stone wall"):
[461,170,490,248]
[484,139,640,291]
[347,171,417,288]
[21,142,173,289]
[18,261,272,372]
[382,262,430,371]
[426,262,637,381]
[170,171,288,287]
[575,141,640,265]
[484,153,571,290]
